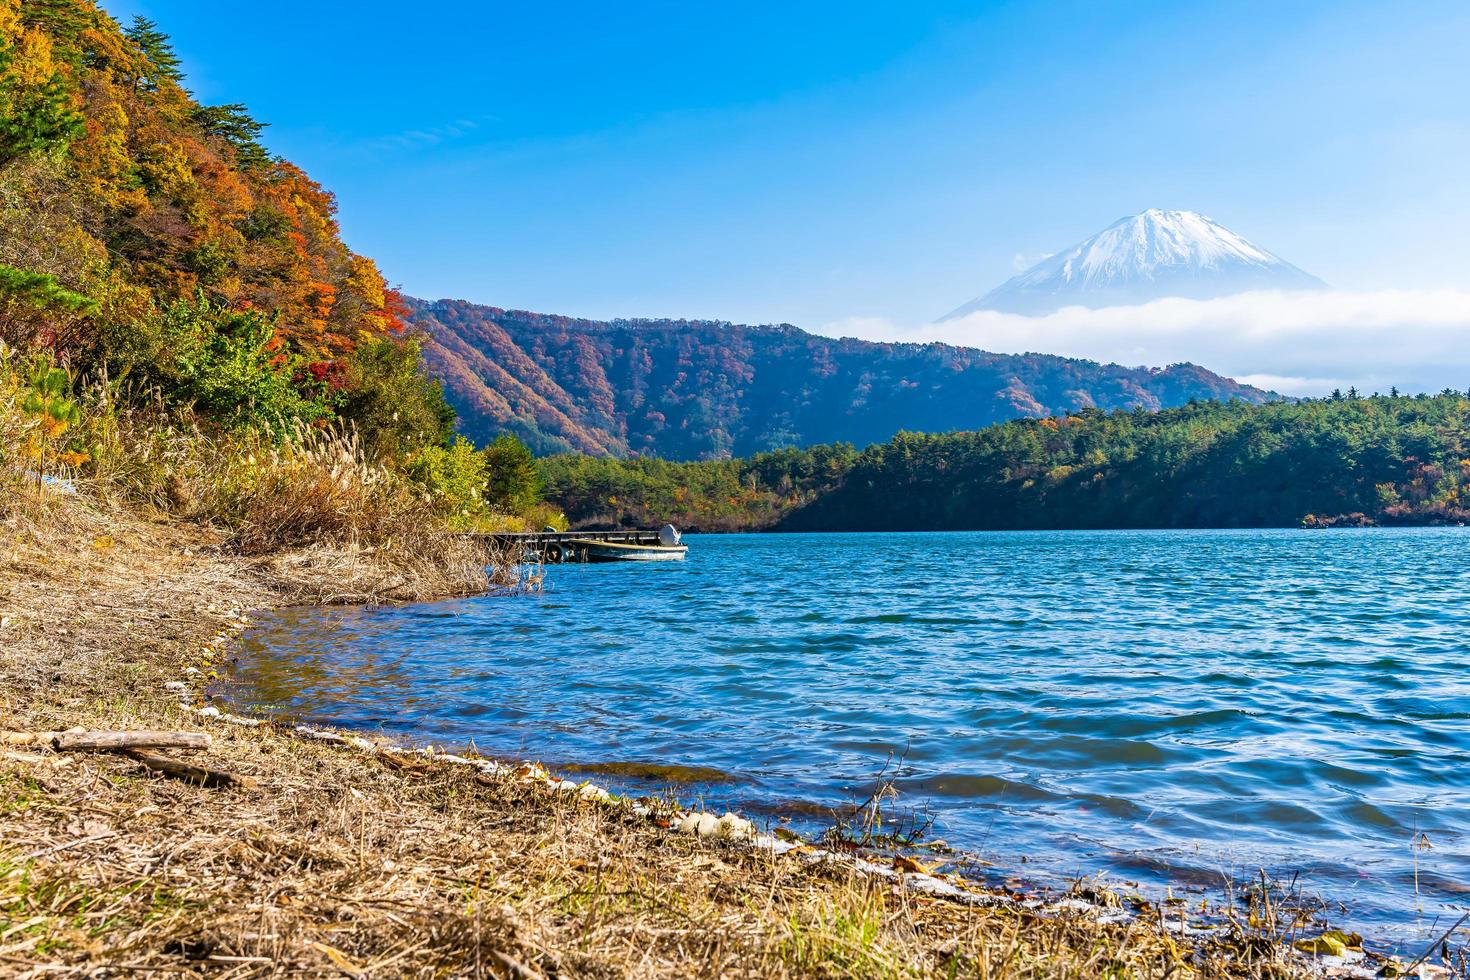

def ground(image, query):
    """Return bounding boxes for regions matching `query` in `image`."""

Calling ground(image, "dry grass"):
[0,347,522,605]
[78,392,492,587]
[0,487,1351,978]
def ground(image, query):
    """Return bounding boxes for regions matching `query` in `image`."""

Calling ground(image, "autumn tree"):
[0,0,83,162]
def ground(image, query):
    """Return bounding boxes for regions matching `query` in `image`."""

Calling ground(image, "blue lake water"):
[234,529,1470,946]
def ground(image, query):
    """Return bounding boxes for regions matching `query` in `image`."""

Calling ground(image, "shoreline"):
[0,492,1427,976]
[224,605,1440,975]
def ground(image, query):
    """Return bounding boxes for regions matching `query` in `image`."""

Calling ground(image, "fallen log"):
[54,730,211,752]
[124,749,258,790]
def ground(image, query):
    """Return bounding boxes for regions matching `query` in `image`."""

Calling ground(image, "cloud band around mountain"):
[823,289,1470,398]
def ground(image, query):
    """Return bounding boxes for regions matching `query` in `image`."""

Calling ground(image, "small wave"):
[1337,800,1404,832]
[557,760,739,784]
[1034,708,1256,739]
[894,773,1062,803]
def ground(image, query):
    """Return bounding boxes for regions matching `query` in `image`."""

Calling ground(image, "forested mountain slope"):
[0,0,408,371]
[539,393,1470,531]
[1,0,550,543]
[412,298,1270,459]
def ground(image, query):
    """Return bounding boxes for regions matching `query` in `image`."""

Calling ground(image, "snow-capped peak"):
[943,209,1326,319]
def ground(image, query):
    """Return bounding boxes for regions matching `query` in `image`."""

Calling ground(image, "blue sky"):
[99,0,1470,335]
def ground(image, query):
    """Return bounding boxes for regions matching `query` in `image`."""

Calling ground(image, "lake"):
[234,529,1470,947]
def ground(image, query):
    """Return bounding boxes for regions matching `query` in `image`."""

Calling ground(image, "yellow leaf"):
[1293,930,1362,956]
[893,854,935,875]
[93,535,114,550]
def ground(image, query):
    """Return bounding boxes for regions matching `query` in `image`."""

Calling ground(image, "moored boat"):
[563,538,688,562]
[520,524,688,563]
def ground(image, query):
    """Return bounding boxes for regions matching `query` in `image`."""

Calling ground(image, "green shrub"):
[406,436,488,528]
[337,334,455,461]
[156,293,325,428]
[522,501,568,532]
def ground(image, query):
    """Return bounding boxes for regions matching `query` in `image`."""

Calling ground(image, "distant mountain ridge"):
[410,298,1271,459]
[944,209,1327,318]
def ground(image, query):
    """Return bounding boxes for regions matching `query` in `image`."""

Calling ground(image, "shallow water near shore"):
[235,529,1470,948]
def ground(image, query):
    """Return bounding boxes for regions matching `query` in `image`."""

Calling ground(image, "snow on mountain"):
[943,209,1328,319]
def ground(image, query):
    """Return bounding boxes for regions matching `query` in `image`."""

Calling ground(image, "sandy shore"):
[0,490,1411,977]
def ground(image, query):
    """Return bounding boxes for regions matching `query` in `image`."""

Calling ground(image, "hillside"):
[412,297,1271,459]
[0,0,549,543]
[539,392,1470,532]
[0,1,406,369]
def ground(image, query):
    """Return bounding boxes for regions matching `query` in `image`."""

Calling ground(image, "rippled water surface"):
[236,530,1470,942]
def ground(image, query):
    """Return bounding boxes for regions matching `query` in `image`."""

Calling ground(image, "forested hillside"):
[540,393,1470,531]
[1,1,406,383]
[0,0,552,554]
[413,298,1270,460]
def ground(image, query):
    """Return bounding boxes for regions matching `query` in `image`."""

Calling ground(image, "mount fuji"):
[943,209,1327,319]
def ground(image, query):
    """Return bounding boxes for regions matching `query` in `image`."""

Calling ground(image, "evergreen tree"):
[194,103,270,169]
[0,262,95,349]
[483,434,541,513]
[124,16,183,89]
[13,0,93,64]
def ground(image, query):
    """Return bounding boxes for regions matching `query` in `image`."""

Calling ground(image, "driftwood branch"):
[124,749,259,791]
[54,731,211,752]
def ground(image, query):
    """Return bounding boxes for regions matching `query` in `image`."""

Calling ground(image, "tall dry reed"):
[1,368,498,600]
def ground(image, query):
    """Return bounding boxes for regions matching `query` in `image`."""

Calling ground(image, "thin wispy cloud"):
[364,116,490,152]
[819,290,1470,397]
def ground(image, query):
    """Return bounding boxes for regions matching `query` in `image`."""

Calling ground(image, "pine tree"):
[194,103,271,169]
[13,0,94,64]
[20,359,82,477]
[483,434,542,512]
[0,262,97,350]
[124,16,183,90]
[0,263,96,314]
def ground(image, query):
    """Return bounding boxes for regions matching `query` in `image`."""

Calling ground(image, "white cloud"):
[818,290,1470,397]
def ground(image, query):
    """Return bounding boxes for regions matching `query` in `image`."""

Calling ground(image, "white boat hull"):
[567,539,688,562]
